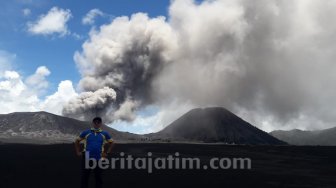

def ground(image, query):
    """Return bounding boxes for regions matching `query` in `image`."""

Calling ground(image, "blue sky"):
[0,0,170,96]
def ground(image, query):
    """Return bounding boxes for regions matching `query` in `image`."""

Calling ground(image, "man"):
[74,117,114,188]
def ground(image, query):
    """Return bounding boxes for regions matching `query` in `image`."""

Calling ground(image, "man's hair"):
[92,117,102,123]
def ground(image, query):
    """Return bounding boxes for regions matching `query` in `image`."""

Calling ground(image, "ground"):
[1,143,335,188]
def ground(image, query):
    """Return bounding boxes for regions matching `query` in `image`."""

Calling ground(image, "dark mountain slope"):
[149,107,286,145]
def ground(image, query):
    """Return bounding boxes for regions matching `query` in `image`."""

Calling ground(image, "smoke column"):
[63,0,336,131]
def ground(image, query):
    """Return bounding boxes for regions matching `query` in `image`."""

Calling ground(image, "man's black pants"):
[80,155,103,188]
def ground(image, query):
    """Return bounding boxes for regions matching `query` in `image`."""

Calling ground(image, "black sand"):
[1,143,335,188]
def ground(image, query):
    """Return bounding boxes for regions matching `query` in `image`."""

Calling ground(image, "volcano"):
[148,107,286,145]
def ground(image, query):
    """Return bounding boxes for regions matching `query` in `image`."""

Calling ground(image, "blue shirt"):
[77,128,113,159]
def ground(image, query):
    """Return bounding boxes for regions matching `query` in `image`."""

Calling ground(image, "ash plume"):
[64,0,336,131]
[62,87,116,121]
[64,13,176,123]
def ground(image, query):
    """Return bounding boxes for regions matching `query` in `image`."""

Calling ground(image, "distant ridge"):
[147,107,286,145]
[0,111,142,144]
[270,127,336,145]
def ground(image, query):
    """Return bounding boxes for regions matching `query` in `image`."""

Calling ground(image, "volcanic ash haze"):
[63,0,336,132]
[62,87,116,122]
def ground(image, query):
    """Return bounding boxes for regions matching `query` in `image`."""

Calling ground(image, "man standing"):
[74,117,114,188]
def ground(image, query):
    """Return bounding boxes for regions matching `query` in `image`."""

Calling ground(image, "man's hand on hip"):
[76,151,83,157]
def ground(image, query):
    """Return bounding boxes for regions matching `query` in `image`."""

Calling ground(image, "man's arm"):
[75,130,89,157]
[105,141,115,154]
[102,134,114,158]
[74,137,84,157]
[102,140,115,158]
[101,132,114,158]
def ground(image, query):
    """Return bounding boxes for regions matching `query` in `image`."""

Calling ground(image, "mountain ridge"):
[0,111,142,144]
[270,127,336,145]
[0,108,287,145]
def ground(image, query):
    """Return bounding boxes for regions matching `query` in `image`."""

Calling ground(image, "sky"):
[0,0,169,94]
[1,0,336,134]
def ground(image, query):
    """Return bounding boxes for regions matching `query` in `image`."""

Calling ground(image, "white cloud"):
[72,32,83,40]
[25,66,51,93]
[0,71,26,96]
[0,70,38,113]
[0,51,78,115]
[27,7,72,36]
[0,64,78,115]
[82,9,104,25]
[0,50,16,77]
[22,8,31,17]
[40,80,78,115]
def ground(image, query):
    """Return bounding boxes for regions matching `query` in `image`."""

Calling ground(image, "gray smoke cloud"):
[63,13,176,123]
[64,0,336,131]
[62,87,116,121]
